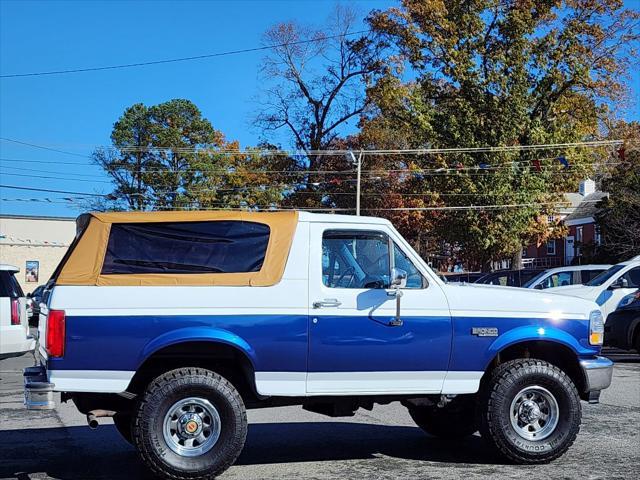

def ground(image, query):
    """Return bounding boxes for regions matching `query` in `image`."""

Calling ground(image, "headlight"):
[589,310,604,346]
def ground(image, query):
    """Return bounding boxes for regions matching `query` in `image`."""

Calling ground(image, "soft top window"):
[101,221,270,275]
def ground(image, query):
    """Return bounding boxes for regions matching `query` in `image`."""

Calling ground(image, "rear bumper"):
[580,356,613,403]
[24,365,55,410]
[0,332,35,360]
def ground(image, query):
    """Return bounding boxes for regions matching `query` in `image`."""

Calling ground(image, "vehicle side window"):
[393,243,426,289]
[322,230,390,289]
[582,270,604,283]
[102,221,270,275]
[621,267,640,288]
[543,271,573,288]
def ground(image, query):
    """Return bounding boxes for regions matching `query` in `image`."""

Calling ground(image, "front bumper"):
[580,356,613,403]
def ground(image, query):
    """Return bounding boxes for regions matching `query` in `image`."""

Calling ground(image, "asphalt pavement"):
[0,351,638,480]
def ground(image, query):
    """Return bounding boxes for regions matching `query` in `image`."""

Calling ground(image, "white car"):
[523,264,611,290]
[547,256,640,321]
[0,264,35,360]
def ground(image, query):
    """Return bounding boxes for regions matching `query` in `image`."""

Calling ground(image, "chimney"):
[579,179,596,196]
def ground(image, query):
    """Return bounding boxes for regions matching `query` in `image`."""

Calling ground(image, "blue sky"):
[1,0,638,218]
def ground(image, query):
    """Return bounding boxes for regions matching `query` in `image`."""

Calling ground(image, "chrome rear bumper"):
[24,365,55,410]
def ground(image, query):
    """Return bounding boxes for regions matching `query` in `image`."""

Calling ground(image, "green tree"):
[593,122,640,262]
[365,0,639,269]
[94,99,286,211]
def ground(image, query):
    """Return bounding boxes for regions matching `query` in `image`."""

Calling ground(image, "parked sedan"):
[604,289,640,352]
[474,268,545,287]
[547,256,640,321]
[442,272,484,283]
[523,264,611,290]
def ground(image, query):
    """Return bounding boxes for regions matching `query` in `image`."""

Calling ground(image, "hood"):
[442,282,598,319]
[545,285,601,300]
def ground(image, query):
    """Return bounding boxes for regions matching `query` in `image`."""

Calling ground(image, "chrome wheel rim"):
[510,385,559,441]
[162,397,221,457]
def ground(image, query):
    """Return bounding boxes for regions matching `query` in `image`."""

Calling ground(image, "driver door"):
[307,222,452,395]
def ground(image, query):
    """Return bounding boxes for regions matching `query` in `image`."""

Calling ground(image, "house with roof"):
[522,180,607,268]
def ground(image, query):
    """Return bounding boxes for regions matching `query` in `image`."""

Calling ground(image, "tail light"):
[46,309,66,357]
[10,299,20,325]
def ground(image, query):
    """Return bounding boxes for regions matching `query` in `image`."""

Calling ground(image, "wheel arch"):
[481,339,587,396]
[127,331,260,403]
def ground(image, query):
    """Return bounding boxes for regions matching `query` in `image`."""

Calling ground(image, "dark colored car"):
[604,289,640,352]
[475,269,546,287]
[27,284,46,327]
[442,272,485,283]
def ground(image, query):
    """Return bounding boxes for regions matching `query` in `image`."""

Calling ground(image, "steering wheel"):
[335,266,356,288]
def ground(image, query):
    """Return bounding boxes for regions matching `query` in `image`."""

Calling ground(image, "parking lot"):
[0,351,638,480]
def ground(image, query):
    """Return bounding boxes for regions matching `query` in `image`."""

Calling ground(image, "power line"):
[0,184,109,197]
[99,139,628,155]
[0,196,598,212]
[0,137,89,158]
[0,30,370,78]
[1,137,629,157]
[0,157,100,166]
[0,172,114,183]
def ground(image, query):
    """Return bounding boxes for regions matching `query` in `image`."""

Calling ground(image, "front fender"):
[484,324,595,370]
[137,326,257,370]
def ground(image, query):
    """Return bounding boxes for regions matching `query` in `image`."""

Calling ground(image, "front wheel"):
[133,367,247,479]
[479,359,581,464]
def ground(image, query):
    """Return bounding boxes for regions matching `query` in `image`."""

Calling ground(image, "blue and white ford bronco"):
[25,211,613,479]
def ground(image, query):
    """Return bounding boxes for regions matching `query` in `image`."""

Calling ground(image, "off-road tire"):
[132,367,247,480]
[478,359,581,464]
[406,396,478,439]
[113,412,133,445]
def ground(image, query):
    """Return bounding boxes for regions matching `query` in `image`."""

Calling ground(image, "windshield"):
[523,271,548,288]
[586,264,625,286]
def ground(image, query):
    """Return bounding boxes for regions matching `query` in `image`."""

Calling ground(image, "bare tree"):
[254,5,387,168]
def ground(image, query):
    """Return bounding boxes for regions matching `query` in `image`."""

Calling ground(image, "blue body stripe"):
[48,313,599,373]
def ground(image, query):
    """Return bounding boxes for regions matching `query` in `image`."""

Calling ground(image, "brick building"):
[523,180,607,268]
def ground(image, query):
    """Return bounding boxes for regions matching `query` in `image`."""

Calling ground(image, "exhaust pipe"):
[86,409,116,429]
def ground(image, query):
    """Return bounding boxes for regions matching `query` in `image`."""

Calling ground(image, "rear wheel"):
[479,359,581,464]
[133,367,247,480]
[406,396,478,439]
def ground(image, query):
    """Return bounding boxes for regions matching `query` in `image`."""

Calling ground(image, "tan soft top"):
[56,210,298,287]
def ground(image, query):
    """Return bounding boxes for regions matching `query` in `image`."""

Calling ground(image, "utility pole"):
[348,150,364,216]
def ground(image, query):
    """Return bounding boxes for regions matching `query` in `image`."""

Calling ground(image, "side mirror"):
[391,267,408,289]
[387,268,407,327]
[610,277,629,290]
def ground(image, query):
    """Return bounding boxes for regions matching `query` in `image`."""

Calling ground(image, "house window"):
[576,226,583,256]
[546,240,556,256]
[595,225,602,246]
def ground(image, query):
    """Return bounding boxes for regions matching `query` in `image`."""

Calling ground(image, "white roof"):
[619,255,640,266]
[540,264,611,274]
[297,212,392,225]
[0,264,19,272]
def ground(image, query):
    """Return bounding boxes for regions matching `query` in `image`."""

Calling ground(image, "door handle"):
[313,299,342,308]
